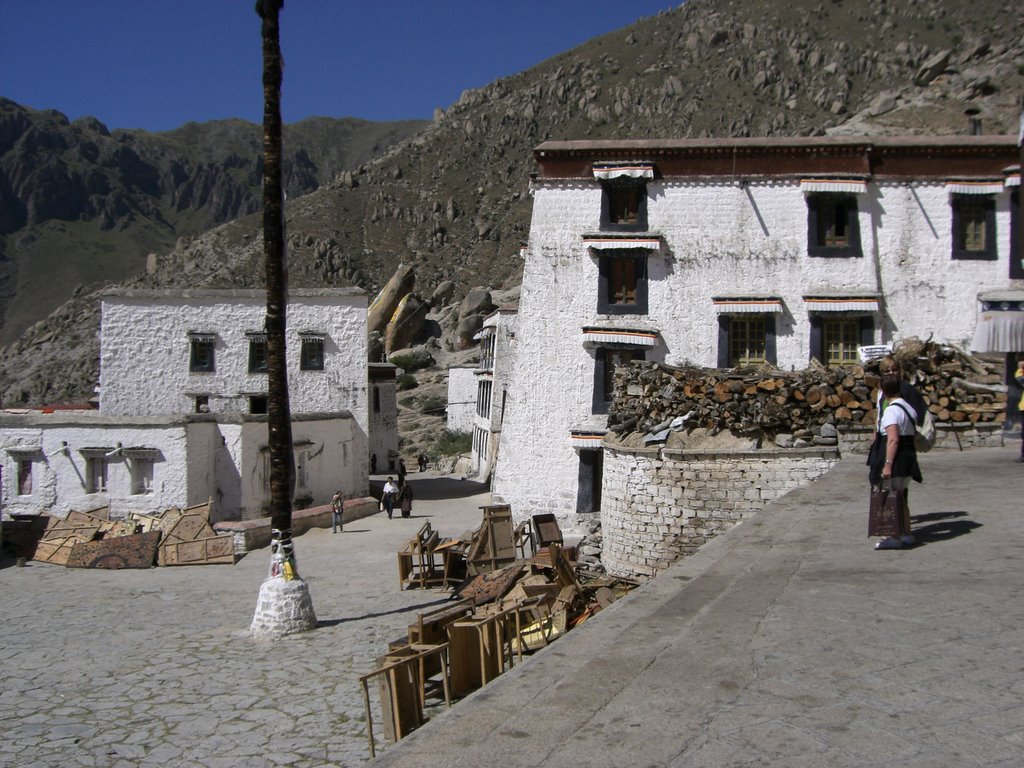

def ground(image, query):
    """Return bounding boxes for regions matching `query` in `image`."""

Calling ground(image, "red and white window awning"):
[803,296,879,312]
[592,162,655,181]
[581,327,659,347]
[800,179,867,194]
[582,234,663,250]
[946,180,1004,195]
[569,430,606,449]
[712,298,784,314]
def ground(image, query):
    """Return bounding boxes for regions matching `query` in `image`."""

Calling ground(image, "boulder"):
[458,287,495,321]
[385,293,430,354]
[368,264,415,336]
[454,314,486,351]
[430,280,456,307]
[914,49,951,86]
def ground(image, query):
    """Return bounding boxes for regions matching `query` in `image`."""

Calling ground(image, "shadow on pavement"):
[910,510,982,546]
[393,477,489,501]
[317,595,452,626]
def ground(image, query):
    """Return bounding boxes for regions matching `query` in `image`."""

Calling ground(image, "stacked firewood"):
[608,338,1008,439]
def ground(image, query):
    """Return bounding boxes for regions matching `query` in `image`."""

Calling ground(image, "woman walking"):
[868,374,922,549]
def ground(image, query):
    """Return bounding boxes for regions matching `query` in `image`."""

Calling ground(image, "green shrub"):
[434,429,471,456]
[397,373,418,390]
[417,394,447,415]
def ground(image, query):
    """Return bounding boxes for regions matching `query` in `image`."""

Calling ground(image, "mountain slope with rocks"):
[1,0,1021,414]
[0,98,427,345]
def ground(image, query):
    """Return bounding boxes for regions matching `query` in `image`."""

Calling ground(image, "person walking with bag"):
[868,375,922,549]
[331,491,344,533]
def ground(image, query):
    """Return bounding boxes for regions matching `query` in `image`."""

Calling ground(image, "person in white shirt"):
[381,477,399,519]
[870,375,922,549]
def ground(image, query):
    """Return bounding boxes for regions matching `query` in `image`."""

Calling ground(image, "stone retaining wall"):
[601,444,839,580]
[214,497,378,553]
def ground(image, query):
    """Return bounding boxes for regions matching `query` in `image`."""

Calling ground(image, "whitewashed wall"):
[446,367,477,433]
[100,289,368,429]
[493,176,1018,535]
[0,412,358,522]
[368,366,399,475]
[0,415,196,519]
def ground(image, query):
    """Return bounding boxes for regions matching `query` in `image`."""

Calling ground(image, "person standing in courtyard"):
[331,491,343,533]
[869,374,922,549]
[398,458,407,486]
[398,481,414,518]
[382,476,399,519]
[418,453,427,472]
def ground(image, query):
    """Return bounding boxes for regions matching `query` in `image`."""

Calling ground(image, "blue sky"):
[2,1,678,132]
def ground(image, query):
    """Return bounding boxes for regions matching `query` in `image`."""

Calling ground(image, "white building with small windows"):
[492,135,1022,536]
[1,288,382,521]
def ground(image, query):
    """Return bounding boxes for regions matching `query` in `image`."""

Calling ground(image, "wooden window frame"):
[248,335,268,373]
[717,315,777,368]
[807,194,862,257]
[951,194,997,260]
[809,315,873,365]
[85,457,108,494]
[601,179,647,231]
[598,251,648,315]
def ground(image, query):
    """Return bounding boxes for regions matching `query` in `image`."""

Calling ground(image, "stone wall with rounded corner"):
[601,443,839,579]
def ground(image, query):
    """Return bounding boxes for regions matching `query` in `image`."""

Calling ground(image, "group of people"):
[867,355,926,550]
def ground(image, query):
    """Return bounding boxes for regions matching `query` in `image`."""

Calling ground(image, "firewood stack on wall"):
[607,338,1007,445]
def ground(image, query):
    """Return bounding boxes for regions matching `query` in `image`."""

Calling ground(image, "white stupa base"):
[249,576,317,637]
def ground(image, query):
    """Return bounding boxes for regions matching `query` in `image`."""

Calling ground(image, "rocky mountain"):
[1,0,1022,408]
[0,98,427,345]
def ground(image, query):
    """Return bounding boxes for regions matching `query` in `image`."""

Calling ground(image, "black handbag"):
[868,486,902,538]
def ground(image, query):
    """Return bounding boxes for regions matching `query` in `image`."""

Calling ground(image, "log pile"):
[608,339,1008,441]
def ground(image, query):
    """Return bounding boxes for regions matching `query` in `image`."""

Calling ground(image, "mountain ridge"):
[1,0,1022,407]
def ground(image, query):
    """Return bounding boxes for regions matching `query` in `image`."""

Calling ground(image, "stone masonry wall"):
[601,444,838,580]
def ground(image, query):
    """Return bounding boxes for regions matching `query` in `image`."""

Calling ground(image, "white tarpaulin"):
[582,236,662,250]
[581,328,658,347]
[946,181,1003,195]
[712,298,784,314]
[803,297,879,312]
[971,310,1024,352]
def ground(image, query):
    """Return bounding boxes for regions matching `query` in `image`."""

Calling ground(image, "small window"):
[602,180,647,230]
[598,252,648,315]
[194,395,209,414]
[952,194,996,260]
[717,315,777,368]
[373,386,381,413]
[249,395,268,414]
[593,348,645,414]
[86,457,108,494]
[131,459,154,495]
[300,336,324,371]
[248,335,268,373]
[17,460,33,496]
[810,315,873,365]
[807,194,861,257]
[189,336,216,372]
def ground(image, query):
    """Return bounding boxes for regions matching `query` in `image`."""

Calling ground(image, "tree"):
[250,0,316,636]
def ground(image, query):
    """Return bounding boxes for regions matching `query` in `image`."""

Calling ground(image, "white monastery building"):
[470,305,517,480]
[493,135,1022,536]
[1,288,382,521]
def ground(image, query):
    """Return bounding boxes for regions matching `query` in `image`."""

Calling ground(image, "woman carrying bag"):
[868,374,922,550]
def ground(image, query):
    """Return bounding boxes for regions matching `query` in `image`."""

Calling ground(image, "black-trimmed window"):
[807,194,861,257]
[189,336,216,372]
[598,251,648,315]
[576,448,603,515]
[248,334,268,373]
[717,315,777,368]
[952,194,996,260]
[809,316,873,365]
[601,179,647,231]
[249,395,268,414]
[593,347,645,414]
[300,336,325,371]
[194,395,209,413]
